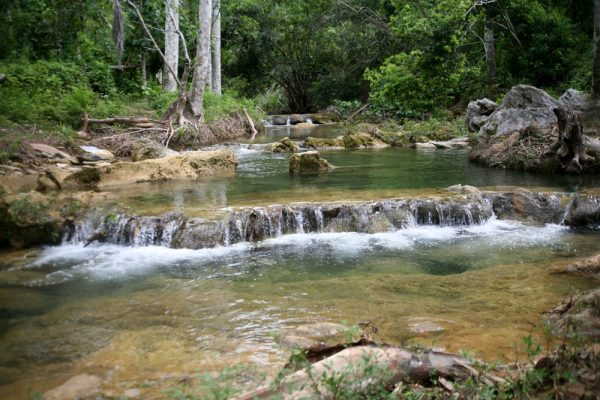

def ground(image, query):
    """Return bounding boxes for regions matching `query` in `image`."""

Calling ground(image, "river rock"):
[278,322,350,350]
[551,254,600,280]
[466,98,498,132]
[486,189,565,224]
[289,114,305,124]
[289,151,333,174]
[63,149,237,189]
[468,85,600,172]
[28,143,77,164]
[559,89,589,112]
[270,115,289,125]
[131,139,179,161]
[547,288,600,340]
[44,374,102,400]
[78,145,114,162]
[271,137,300,153]
[293,122,314,129]
[447,184,480,195]
[0,191,63,248]
[563,195,600,227]
[304,136,345,151]
[343,132,387,149]
[415,142,437,150]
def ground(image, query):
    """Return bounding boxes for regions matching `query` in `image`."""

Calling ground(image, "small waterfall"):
[286,117,291,126]
[306,118,313,124]
[294,210,305,233]
[67,196,497,250]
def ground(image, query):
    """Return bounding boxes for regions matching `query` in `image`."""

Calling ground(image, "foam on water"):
[25,219,568,285]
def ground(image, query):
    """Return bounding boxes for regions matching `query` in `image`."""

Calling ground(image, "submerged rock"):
[63,149,236,189]
[289,151,333,174]
[551,254,600,280]
[44,374,102,400]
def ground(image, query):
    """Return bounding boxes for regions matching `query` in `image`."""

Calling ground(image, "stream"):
[1,128,600,398]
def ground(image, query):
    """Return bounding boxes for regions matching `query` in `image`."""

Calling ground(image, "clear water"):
[1,144,600,398]
[108,146,600,216]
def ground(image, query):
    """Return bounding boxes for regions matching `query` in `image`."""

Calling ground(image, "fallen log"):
[85,116,165,125]
[233,346,504,400]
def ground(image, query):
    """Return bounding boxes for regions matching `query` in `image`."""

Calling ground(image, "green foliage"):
[203,91,264,123]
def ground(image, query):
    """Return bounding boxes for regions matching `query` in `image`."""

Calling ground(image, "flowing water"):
[1,141,600,398]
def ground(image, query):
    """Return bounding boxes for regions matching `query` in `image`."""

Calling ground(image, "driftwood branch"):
[243,108,258,141]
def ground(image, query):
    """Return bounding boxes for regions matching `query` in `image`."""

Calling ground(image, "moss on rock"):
[289,151,334,175]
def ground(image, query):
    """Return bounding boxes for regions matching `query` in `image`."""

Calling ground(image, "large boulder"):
[469,85,599,172]
[466,98,497,132]
[485,189,566,224]
[289,151,334,175]
[63,149,236,189]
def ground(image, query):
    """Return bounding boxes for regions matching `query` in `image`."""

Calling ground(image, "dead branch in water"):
[243,108,258,141]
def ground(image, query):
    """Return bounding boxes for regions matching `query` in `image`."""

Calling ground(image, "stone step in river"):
[64,190,600,249]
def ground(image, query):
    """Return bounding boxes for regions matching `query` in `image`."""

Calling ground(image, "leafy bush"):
[203,91,264,123]
[366,51,481,118]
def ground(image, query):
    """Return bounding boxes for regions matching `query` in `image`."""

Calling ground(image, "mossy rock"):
[271,137,300,153]
[304,136,344,150]
[65,167,101,187]
[343,132,376,149]
[289,151,334,175]
[0,192,63,248]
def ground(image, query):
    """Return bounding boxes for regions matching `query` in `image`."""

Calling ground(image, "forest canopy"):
[0,0,594,123]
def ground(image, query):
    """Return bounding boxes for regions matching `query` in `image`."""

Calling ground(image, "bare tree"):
[164,0,180,92]
[483,11,497,95]
[593,0,600,98]
[112,0,125,68]
[189,0,212,119]
[211,0,222,95]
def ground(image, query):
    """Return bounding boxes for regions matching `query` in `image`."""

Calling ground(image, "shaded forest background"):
[0,0,594,132]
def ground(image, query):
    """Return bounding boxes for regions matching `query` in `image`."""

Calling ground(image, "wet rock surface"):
[289,151,333,175]
[469,85,600,172]
[63,149,237,189]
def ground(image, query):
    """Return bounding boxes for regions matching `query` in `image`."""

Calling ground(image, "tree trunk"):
[593,0,600,98]
[189,0,212,120]
[484,13,497,97]
[211,0,222,95]
[112,0,125,68]
[163,0,179,92]
[552,107,588,173]
[141,52,147,89]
